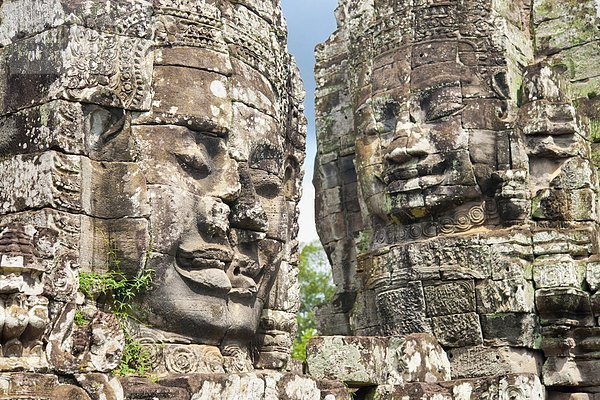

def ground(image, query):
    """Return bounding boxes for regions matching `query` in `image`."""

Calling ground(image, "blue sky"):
[280,0,338,244]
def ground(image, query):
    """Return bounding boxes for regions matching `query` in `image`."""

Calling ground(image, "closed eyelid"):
[174,148,213,178]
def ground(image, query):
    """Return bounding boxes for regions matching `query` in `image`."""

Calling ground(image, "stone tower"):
[312,0,600,397]
[0,0,348,398]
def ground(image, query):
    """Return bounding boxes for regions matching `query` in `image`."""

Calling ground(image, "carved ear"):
[84,105,126,146]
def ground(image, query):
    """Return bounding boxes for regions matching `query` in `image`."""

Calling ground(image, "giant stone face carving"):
[355,45,483,224]
[0,0,305,376]
[315,0,600,392]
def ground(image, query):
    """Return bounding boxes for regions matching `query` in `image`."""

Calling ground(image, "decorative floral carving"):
[61,26,150,110]
[164,346,198,374]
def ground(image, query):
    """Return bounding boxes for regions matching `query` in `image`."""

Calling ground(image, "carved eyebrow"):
[191,132,224,156]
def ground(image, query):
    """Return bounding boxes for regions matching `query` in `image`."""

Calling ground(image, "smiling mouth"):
[383,157,447,194]
[384,171,446,194]
[175,244,233,292]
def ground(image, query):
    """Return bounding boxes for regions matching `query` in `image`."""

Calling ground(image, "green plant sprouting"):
[115,330,156,377]
[78,238,155,376]
[79,267,154,319]
[74,310,91,327]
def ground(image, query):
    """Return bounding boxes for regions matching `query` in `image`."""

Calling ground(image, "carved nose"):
[385,143,413,164]
[230,167,268,232]
[385,135,428,165]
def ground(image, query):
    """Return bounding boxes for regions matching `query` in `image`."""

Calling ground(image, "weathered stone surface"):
[481,313,540,348]
[365,374,545,400]
[548,394,598,400]
[1,25,154,113]
[372,382,452,400]
[442,374,545,400]
[543,358,600,387]
[445,346,542,380]
[76,373,124,400]
[121,373,350,400]
[431,313,483,348]
[536,288,595,327]
[0,373,92,399]
[119,377,189,400]
[0,0,306,395]
[306,334,450,386]
[540,326,600,358]
[313,0,600,396]
[0,0,153,45]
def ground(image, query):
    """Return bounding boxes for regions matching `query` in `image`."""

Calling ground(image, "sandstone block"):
[372,382,452,400]
[0,152,83,214]
[306,334,451,386]
[1,25,153,113]
[586,261,600,292]
[0,373,92,399]
[533,255,586,289]
[124,372,350,400]
[443,374,545,400]
[376,283,431,335]
[445,346,542,379]
[431,313,483,348]
[135,66,232,134]
[0,100,85,157]
[543,358,600,387]
[541,326,600,357]
[476,278,535,313]
[548,393,597,400]
[481,313,540,348]
[536,288,595,326]
[0,0,153,45]
[423,281,476,317]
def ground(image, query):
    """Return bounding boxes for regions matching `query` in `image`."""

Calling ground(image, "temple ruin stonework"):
[0,0,350,398]
[0,0,599,399]
[312,0,600,398]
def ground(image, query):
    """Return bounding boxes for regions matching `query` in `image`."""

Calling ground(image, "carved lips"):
[175,243,233,293]
[175,242,261,297]
[383,154,447,195]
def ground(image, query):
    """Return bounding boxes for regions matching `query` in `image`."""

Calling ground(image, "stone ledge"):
[121,372,350,400]
[365,374,544,400]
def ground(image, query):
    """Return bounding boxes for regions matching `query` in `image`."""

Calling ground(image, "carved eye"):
[420,83,463,121]
[255,181,281,199]
[175,150,212,179]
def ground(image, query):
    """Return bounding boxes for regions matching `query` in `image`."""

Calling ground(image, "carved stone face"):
[0,0,303,374]
[125,2,303,358]
[134,123,291,347]
[355,55,482,223]
[315,0,600,391]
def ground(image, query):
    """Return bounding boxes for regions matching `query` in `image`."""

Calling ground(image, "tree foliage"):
[292,241,335,361]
